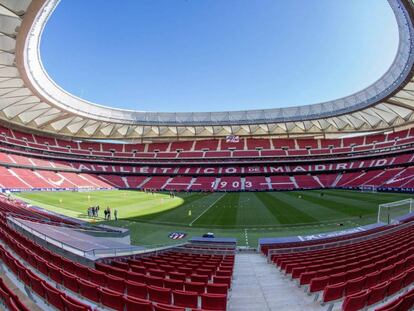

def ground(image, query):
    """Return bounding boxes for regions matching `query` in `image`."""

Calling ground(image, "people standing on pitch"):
[107,207,111,220]
[114,209,118,221]
[104,208,108,220]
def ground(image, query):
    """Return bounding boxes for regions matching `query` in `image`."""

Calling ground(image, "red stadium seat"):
[124,296,152,311]
[404,270,414,289]
[112,261,129,270]
[365,271,381,288]
[329,272,346,285]
[185,281,206,294]
[146,275,164,287]
[61,271,79,293]
[215,270,232,277]
[342,290,369,311]
[207,283,228,295]
[173,289,198,308]
[127,271,146,284]
[43,283,65,310]
[375,299,403,311]
[387,273,405,296]
[323,282,346,302]
[73,262,89,280]
[164,278,184,290]
[61,295,91,311]
[345,277,365,296]
[399,289,414,310]
[379,266,394,283]
[213,276,231,288]
[201,293,227,311]
[149,268,166,278]
[169,272,186,281]
[36,257,49,275]
[0,287,9,304]
[126,280,148,299]
[88,268,106,286]
[47,263,63,284]
[130,265,146,274]
[100,288,124,311]
[191,274,209,283]
[106,274,126,293]
[153,303,185,311]
[148,285,172,304]
[77,279,100,303]
[28,271,46,298]
[367,282,389,306]
[309,276,330,293]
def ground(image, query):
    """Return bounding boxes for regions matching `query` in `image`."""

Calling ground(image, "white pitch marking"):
[189,193,226,226]
[244,229,249,246]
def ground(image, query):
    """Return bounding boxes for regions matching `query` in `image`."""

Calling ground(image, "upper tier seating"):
[1,126,414,161]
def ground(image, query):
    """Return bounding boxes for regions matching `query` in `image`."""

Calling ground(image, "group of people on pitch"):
[103,207,118,220]
[87,205,100,218]
[87,205,118,220]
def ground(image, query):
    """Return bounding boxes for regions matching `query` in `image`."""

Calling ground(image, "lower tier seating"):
[0,207,232,310]
[270,222,414,311]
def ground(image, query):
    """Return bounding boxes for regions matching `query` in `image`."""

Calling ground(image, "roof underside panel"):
[0,0,412,139]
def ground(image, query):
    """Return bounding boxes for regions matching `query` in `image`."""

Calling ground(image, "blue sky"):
[41,0,399,113]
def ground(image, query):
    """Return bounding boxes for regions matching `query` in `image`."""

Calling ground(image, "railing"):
[173,245,236,256]
[267,221,414,260]
[7,216,146,259]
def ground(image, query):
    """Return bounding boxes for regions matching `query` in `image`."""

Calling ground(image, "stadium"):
[1,0,414,310]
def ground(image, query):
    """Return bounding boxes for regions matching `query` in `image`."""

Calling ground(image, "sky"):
[41,0,399,113]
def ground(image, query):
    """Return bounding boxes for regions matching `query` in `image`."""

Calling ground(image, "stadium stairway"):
[228,253,322,311]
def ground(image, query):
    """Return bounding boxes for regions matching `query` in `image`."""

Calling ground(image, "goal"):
[377,198,414,224]
[74,186,95,192]
[360,185,377,193]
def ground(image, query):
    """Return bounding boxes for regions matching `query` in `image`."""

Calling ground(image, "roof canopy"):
[0,0,414,139]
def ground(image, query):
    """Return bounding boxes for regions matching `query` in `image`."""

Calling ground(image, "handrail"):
[7,216,144,259]
[267,221,414,260]
[173,245,236,256]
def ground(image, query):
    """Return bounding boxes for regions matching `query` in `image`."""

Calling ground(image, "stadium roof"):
[0,0,414,140]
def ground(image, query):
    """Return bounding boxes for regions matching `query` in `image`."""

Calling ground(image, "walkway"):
[228,252,326,311]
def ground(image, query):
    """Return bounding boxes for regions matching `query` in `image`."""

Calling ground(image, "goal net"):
[74,186,95,192]
[360,185,377,193]
[377,198,414,224]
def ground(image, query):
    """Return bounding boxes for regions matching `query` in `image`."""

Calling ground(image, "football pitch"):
[14,189,414,247]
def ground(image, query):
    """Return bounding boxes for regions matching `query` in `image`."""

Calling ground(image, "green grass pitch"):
[14,189,414,247]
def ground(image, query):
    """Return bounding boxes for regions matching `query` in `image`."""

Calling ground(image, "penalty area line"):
[189,193,226,226]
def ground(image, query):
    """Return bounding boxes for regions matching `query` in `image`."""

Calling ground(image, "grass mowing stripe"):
[267,192,328,224]
[192,193,240,227]
[235,193,278,226]
[133,192,208,223]
[189,193,226,226]
[294,190,374,217]
[309,190,380,215]
[326,189,413,204]
[255,192,316,224]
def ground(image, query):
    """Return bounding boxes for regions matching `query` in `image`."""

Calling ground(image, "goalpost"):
[74,186,95,192]
[360,185,377,193]
[377,198,414,224]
